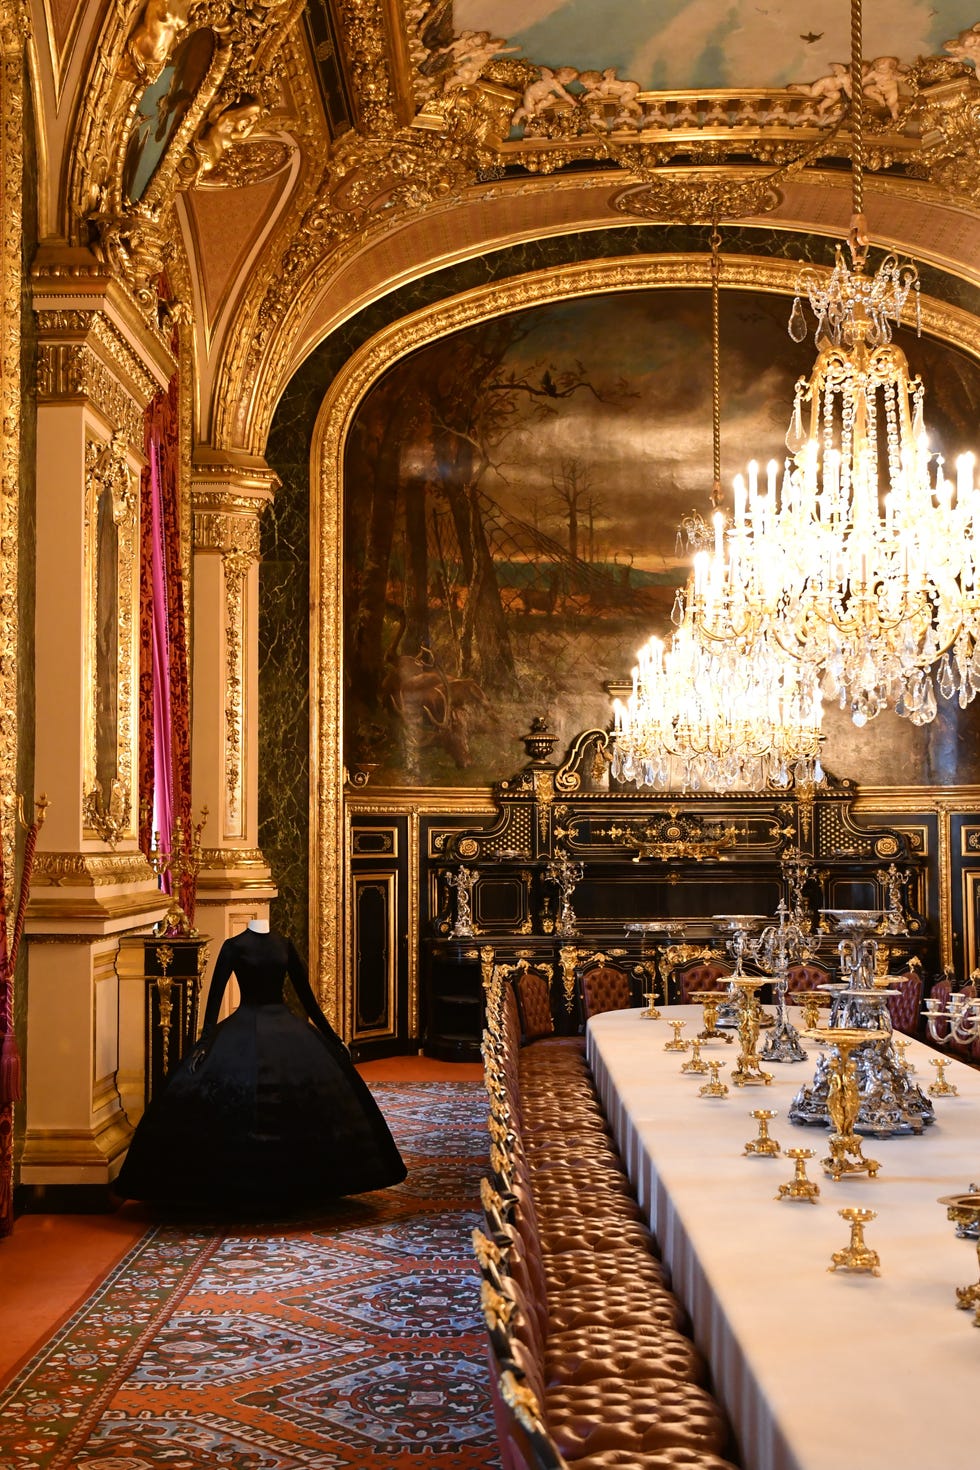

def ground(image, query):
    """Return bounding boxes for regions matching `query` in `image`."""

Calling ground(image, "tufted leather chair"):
[784,961,835,1000]
[581,964,632,1020]
[514,968,556,1042]
[674,959,731,1004]
[887,966,924,1037]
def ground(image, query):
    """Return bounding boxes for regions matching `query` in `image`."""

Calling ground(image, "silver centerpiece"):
[756,903,810,1064]
[712,915,767,1027]
[789,911,935,1136]
[446,865,477,938]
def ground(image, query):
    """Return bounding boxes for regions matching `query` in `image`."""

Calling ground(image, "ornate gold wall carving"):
[32,851,155,887]
[0,0,29,916]
[82,432,139,846]
[191,470,273,845]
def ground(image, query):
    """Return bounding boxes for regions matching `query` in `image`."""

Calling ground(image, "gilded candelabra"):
[544,851,584,937]
[729,976,774,1087]
[447,865,478,938]
[809,1027,886,1180]
[938,1194,980,1320]
[147,806,208,936]
[691,990,733,1044]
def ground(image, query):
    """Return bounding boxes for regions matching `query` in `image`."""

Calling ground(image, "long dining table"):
[587,1005,980,1470]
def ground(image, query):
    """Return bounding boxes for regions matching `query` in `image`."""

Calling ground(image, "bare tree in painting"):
[345,312,635,775]
[549,457,603,562]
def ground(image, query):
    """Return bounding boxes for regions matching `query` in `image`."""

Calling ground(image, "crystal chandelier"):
[683,0,980,728]
[610,231,826,793]
[610,618,824,792]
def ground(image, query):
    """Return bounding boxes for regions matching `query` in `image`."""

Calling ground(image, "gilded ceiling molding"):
[212,5,980,457]
[307,250,980,998]
[203,28,329,446]
[0,0,29,919]
[68,1,306,315]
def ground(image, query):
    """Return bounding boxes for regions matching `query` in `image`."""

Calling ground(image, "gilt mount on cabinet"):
[434,722,927,953]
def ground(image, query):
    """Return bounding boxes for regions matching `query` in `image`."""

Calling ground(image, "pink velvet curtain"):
[138,348,192,918]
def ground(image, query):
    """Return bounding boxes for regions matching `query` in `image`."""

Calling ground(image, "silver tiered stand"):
[789,910,935,1137]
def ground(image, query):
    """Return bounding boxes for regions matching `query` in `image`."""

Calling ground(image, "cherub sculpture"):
[511,65,578,126]
[578,67,642,127]
[945,23,980,69]
[790,61,851,118]
[121,0,191,85]
[863,56,906,122]
[192,95,263,176]
[443,31,518,92]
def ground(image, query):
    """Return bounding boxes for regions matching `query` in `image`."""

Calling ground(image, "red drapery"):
[138,348,192,919]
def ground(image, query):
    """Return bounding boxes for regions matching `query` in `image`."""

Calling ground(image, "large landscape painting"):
[343,285,980,788]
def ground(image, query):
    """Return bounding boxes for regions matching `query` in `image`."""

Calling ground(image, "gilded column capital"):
[32,245,175,412]
[191,450,277,555]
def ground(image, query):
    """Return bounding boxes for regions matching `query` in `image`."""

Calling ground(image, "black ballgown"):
[116,927,406,1206]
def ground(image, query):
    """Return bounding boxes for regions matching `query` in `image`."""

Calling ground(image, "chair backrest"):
[675,959,731,1004]
[887,967,923,1037]
[513,968,555,1041]
[581,964,631,1019]
[784,961,836,997]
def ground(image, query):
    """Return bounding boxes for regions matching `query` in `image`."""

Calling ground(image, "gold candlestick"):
[928,1056,958,1096]
[829,1207,880,1275]
[730,976,774,1087]
[796,990,830,1032]
[745,1108,781,1157]
[680,1037,709,1074]
[776,1147,820,1202]
[808,1027,886,1180]
[699,1060,729,1098]
[664,1019,689,1052]
[893,1037,915,1073]
[691,990,733,1044]
[640,989,661,1020]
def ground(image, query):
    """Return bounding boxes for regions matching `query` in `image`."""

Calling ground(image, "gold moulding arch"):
[307,251,980,1020]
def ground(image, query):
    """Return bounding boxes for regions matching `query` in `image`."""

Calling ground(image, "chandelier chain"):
[710,225,722,506]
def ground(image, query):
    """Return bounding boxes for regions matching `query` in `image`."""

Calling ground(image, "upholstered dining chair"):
[511,962,556,1042]
[674,958,732,1004]
[784,960,836,1000]
[887,963,924,1037]
[580,958,632,1020]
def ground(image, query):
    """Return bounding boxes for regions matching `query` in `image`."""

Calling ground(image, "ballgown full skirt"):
[116,929,406,1207]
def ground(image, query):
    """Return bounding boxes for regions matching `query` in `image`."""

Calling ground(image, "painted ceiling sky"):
[453,1,980,91]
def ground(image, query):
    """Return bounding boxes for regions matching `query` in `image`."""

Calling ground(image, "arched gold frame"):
[309,251,980,1027]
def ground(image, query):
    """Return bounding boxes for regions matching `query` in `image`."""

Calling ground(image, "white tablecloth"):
[587,1006,980,1470]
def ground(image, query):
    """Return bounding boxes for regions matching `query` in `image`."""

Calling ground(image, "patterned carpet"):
[0,1082,498,1470]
